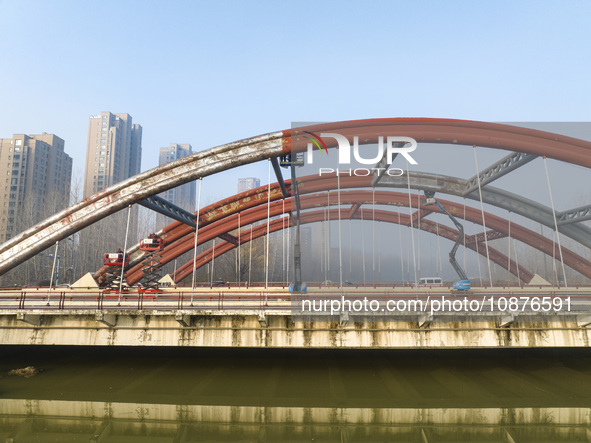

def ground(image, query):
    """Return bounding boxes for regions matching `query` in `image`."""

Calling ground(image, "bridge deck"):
[0,286,590,349]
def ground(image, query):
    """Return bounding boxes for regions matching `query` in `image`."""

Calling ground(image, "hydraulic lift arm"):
[423,191,468,282]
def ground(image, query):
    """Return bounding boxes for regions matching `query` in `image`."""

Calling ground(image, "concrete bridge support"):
[1,310,590,348]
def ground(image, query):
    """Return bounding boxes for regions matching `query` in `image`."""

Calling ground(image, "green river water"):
[1,346,590,442]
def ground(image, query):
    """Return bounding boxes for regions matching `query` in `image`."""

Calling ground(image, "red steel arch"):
[284,119,591,168]
[119,190,591,285]
[111,172,590,282]
[171,208,534,284]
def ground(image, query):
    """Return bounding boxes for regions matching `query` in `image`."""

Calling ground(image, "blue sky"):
[0,0,590,203]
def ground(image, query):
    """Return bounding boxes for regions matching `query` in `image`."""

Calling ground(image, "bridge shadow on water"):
[0,346,590,441]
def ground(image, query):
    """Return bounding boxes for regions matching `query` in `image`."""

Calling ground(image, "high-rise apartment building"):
[80,113,142,267]
[237,177,260,193]
[83,112,142,198]
[0,133,72,242]
[156,144,196,228]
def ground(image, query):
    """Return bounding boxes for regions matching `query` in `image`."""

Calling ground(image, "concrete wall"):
[1,310,590,348]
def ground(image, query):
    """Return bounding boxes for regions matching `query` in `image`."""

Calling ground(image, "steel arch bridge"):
[1,118,590,284]
[98,181,591,286]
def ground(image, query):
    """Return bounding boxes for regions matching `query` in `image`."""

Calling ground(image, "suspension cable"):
[327,190,331,280]
[507,211,511,287]
[211,239,216,286]
[322,208,327,281]
[463,198,467,274]
[337,171,343,289]
[361,208,366,286]
[47,240,59,305]
[407,237,411,284]
[282,198,285,285]
[286,221,290,284]
[473,146,493,288]
[349,219,352,274]
[474,231,483,287]
[191,178,203,297]
[372,187,376,284]
[249,225,253,287]
[118,204,132,303]
[238,212,241,288]
[417,193,421,279]
[540,224,550,284]
[397,209,405,285]
[551,229,558,285]
[265,159,271,291]
[513,238,521,285]
[320,209,325,279]
[378,222,382,279]
[436,221,442,278]
[543,156,568,289]
[406,162,418,287]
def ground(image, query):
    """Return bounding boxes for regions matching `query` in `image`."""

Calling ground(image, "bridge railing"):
[2,287,591,314]
[0,288,295,312]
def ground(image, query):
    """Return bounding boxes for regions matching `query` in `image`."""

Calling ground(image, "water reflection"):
[1,347,590,441]
[0,401,589,442]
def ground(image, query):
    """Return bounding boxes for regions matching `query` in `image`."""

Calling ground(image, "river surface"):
[1,346,590,441]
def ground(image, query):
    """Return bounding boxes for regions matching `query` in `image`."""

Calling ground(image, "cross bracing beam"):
[464,230,508,247]
[139,195,196,228]
[409,209,432,226]
[217,232,239,246]
[463,152,537,196]
[349,203,362,218]
[2,118,591,276]
[557,204,591,225]
[270,156,289,198]
[118,189,591,286]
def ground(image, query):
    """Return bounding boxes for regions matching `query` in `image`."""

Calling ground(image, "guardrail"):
[2,288,591,314]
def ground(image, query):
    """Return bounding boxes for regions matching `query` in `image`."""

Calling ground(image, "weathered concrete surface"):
[1,310,590,348]
[0,398,589,426]
[0,399,589,441]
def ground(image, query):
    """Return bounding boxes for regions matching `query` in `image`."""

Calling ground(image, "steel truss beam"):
[557,205,591,225]
[2,118,591,276]
[370,142,405,187]
[464,230,508,247]
[463,152,537,196]
[139,195,196,228]
[378,172,591,248]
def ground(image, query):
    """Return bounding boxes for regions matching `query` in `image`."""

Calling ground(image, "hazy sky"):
[1,0,589,281]
[1,0,590,197]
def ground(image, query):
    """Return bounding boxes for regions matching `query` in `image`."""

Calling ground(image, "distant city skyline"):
[237,177,260,194]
